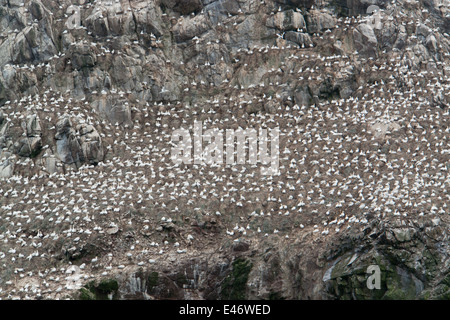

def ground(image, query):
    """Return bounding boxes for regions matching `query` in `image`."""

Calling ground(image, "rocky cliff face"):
[0,0,449,300]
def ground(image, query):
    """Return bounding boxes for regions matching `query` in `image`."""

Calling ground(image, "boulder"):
[10,114,42,158]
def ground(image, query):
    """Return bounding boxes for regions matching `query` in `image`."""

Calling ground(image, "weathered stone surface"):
[55,115,104,165]
[306,9,337,33]
[266,10,306,31]
[92,95,132,125]
[70,43,97,70]
[173,14,211,42]
[0,156,15,178]
[285,31,313,47]
[13,136,42,157]
[294,85,313,106]
[353,23,378,56]
[173,0,203,15]
[322,219,446,300]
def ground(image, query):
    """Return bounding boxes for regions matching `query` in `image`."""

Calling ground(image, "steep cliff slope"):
[0,0,449,300]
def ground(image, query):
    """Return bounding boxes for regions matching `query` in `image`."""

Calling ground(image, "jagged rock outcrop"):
[321,217,450,299]
[55,114,104,166]
[12,114,42,157]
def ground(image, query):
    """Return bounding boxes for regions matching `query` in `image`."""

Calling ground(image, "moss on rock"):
[97,279,119,294]
[79,287,96,300]
[221,258,253,300]
[78,278,119,300]
[147,271,159,291]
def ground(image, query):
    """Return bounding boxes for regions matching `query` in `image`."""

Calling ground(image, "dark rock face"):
[332,0,389,17]
[70,44,98,70]
[275,0,316,9]
[55,115,104,166]
[285,31,313,47]
[266,9,306,31]
[174,0,204,15]
[14,114,43,157]
[322,218,449,300]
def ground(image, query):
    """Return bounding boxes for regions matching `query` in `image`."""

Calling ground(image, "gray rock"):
[0,156,15,178]
[266,10,306,31]
[416,23,432,38]
[41,152,63,174]
[426,34,438,51]
[92,95,132,125]
[173,0,203,15]
[353,23,378,56]
[25,114,42,137]
[29,0,45,20]
[55,115,104,166]
[173,14,211,42]
[2,65,16,87]
[8,114,43,158]
[392,228,415,242]
[70,43,97,70]
[11,32,35,64]
[357,23,377,44]
[84,12,109,38]
[204,0,240,18]
[294,85,313,106]
[285,31,313,47]
[306,10,336,33]
[13,136,42,158]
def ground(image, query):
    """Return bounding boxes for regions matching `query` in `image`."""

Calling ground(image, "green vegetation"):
[175,273,189,287]
[147,271,159,291]
[30,145,42,158]
[97,279,119,294]
[79,287,96,300]
[78,279,119,300]
[221,258,253,300]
